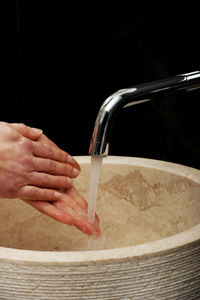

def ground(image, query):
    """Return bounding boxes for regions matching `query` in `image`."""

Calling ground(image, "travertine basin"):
[0,156,200,299]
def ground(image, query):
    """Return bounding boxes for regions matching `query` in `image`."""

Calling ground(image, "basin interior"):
[0,157,199,251]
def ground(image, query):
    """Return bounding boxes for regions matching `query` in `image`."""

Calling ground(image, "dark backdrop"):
[3,2,200,169]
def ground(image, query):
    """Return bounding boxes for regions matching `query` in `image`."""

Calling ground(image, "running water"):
[87,156,103,249]
[88,156,103,223]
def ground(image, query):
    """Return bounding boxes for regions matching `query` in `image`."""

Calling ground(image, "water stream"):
[87,156,103,249]
[88,156,103,223]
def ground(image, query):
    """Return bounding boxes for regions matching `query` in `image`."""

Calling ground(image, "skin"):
[0,122,101,237]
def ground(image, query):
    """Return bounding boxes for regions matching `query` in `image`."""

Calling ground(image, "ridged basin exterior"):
[0,156,200,299]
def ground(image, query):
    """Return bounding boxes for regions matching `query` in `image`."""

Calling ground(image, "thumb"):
[11,123,43,140]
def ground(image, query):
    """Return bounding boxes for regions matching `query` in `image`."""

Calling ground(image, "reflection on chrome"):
[89,71,200,157]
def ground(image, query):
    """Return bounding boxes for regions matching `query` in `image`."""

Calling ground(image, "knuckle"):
[29,187,40,199]
[19,138,34,152]
[18,123,26,129]
[7,178,27,199]
[21,155,34,168]
[47,146,54,158]
[42,189,49,200]
[15,123,29,136]
[7,183,18,198]
[55,176,66,188]
[45,189,55,201]
[27,171,37,183]
[53,176,63,188]
[42,143,54,159]
[65,163,72,176]
[48,159,55,172]
[41,174,49,186]
[19,186,38,200]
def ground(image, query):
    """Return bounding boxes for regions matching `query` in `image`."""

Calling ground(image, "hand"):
[10,123,101,237]
[0,122,80,201]
[23,131,101,237]
[25,186,101,237]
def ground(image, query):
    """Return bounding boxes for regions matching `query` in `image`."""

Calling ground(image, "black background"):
[3,2,200,169]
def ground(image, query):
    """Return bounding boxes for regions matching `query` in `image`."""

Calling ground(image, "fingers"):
[11,123,80,172]
[73,216,101,237]
[64,186,88,209]
[21,187,101,237]
[33,157,80,178]
[66,187,100,223]
[18,186,63,201]
[32,141,80,170]
[24,200,74,225]
[24,198,101,237]
[54,192,87,218]
[33,141,67,162]
[11,123,43,140]
[10,123,90,236]
[18,138,80,191]
[28,172,73,189]
[33,135,81,171]
[37,133,59,148]
[54,190,101,236]
[65,153,81,172]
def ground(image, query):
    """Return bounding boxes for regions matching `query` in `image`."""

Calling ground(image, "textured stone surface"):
[0,241,200,299]
[0,156,200,299]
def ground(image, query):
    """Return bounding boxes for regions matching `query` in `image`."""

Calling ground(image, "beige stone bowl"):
[0,156,200,299]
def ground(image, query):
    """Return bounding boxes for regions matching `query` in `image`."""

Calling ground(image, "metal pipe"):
[89,71,200,157]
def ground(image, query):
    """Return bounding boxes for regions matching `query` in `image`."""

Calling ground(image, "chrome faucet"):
[89,71,200,157]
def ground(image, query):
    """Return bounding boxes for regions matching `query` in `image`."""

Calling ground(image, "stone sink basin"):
[0,156,200,299]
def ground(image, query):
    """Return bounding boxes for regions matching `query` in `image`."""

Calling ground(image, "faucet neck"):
[89,71,200,157]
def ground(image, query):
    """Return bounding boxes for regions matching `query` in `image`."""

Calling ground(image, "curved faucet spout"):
[89,71,200,157]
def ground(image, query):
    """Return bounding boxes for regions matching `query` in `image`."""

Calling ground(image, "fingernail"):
[66,177,73,186]
[66,154,74,164]
[32,127,43,135]
[54,191,63,200]
[72,167,80,177]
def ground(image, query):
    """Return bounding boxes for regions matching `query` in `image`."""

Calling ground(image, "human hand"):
[9,123,101,237]
[0,122,80,200]
[25,186,101,237]
[22,132,101,237]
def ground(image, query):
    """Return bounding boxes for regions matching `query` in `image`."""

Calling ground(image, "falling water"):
[87,156,103,249]
[88,156,103,223]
